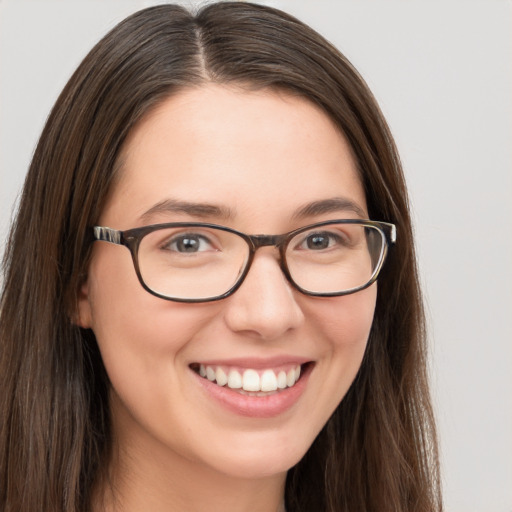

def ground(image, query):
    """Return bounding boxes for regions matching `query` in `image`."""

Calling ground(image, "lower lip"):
[194,364,313,418]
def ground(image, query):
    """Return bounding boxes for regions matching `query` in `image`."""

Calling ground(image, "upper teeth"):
[199,364,301,392]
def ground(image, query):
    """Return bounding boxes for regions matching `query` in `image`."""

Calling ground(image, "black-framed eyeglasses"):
[92,219,396,303]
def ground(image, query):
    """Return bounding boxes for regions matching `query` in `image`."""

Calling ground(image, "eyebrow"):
[140,196,367,224]
[140,199,235,222]
[292,197,367,220]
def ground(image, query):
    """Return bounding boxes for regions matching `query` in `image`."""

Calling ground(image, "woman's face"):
[79,85,376,480]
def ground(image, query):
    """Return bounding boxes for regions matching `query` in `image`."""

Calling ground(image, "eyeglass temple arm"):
[93,226,122,245]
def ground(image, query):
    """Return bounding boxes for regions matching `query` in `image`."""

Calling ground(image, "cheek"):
[84,248,215,395]
[307,285,376,404]
[311,285,377,354]
[85,255,225,452]
[87,243,210,344]
[289,286,377,449]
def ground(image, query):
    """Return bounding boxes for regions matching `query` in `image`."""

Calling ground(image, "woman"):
[0,3,441,511]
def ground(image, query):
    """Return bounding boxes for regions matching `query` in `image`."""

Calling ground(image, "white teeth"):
[227,369,242,389]
[216,367,228,387]
[277,371,287,389]
[242,369,260,391]
[260,369,278,392]
[198,364,303,392]
[286,369,296,387]
[206,366,216,381]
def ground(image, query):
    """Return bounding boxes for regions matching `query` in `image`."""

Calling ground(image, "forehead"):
[101,84,366,229]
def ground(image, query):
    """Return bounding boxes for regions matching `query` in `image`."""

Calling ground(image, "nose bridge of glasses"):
[248,233,287,250]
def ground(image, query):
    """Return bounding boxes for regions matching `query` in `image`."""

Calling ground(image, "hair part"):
[0,3,441,511]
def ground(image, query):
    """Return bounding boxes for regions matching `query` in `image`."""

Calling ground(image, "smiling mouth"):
[190,363,311,395]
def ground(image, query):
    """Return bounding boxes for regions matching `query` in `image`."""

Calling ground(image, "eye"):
[297,231,345,251]
[164,233,215,253]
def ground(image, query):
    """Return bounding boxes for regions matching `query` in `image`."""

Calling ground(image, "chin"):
[197,429,315,480]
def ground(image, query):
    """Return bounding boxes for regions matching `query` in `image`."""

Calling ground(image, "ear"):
[76,278,93,329]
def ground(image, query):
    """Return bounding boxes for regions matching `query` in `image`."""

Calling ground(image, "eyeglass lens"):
[136,223,385,301]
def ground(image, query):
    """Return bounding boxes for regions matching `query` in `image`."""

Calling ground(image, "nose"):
[223,251,305,340]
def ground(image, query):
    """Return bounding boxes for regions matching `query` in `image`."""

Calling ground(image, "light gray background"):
[1,1,511,510]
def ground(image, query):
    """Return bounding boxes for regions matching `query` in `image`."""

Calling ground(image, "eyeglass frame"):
[92,219,397,303]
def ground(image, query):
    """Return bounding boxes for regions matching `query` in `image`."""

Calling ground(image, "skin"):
[78,84,377,512]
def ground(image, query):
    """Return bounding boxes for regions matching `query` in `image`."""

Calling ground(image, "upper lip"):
[190,356,312,369]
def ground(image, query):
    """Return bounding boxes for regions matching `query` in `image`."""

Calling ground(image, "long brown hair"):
[0,3,441,511]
